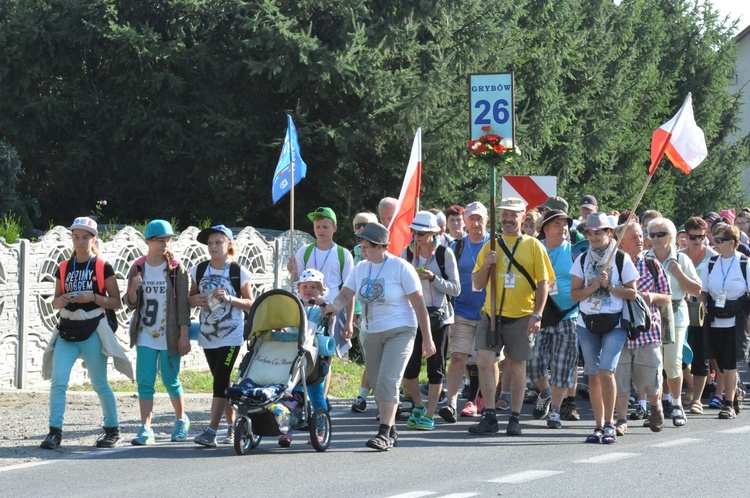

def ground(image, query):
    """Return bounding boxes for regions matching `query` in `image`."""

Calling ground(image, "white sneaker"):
[221,426,234,444]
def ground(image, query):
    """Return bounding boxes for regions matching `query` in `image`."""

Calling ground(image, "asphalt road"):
[1,396,747,498]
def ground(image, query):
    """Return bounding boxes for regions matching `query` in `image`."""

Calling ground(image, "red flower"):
[493,144,507,154]
[474,144,488,154]
[467,139,478,149]
[481,125,491,132]
[485,134,500,142]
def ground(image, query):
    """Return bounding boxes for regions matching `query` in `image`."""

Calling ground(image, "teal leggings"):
[49,332,118,428]
[136,346,184,399]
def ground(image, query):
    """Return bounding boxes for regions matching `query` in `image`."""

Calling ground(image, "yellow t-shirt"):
[473,234,554,318]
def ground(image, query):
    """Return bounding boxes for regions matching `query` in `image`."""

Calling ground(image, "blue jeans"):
[576,325,628,375]
[49,333,118,428]
[136,346,183,399]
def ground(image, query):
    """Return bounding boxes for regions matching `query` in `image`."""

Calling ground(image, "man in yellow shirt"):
[469,197,554,436]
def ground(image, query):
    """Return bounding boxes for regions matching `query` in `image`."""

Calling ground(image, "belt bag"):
[710,294,750,319]
[426,306,445,331]
[58,316,102,342]
[541,299,577,328]
[580,312,621,335]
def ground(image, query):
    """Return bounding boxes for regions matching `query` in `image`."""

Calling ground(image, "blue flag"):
[272,115,308,203]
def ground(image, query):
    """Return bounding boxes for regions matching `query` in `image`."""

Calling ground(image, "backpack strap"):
[337,245,345,277]
[94,258,106,295]
[452,237,465,262]
[580,250,625,284]
[435,245,448,280]
[302,243,316,266]
[229,262,242,297]
[58,259,69,291]
[707,255,718,276]
[195,260,210,285]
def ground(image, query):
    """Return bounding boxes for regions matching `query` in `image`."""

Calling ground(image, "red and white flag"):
[648,93,707,175]
[388,128,422,256]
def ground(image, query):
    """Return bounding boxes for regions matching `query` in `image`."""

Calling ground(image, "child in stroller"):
[225,270,332,454]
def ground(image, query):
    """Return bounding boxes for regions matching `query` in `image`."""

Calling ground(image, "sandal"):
[672,406,687,427]
[586,427,603,444]
[689,401,703,415]
[365,434,392,452]
[602,423,617,444]
[615,419,628,436]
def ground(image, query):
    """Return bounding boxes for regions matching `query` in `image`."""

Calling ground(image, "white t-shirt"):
[701,254,750,328]
[295,242,354,302]
[137,261,168,350]
[343,256,421,333]
[190,262,252,348]
[570,251,640,328]
[649,249,700,329]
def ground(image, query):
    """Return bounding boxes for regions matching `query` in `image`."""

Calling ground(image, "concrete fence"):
[0,225,315,390]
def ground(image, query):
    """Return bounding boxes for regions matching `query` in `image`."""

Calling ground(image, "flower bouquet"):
[467,126,521,166]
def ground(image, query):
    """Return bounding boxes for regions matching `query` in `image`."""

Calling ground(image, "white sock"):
[639,399,647,410]
[672,396,682,407]
[358,388,370,399]
[664,393,672,403]
[450,398,457,410]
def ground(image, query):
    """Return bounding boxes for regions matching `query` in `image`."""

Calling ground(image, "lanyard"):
[73,257,93,293]
[466,234,489,267]
[363,256,389,300]
[720,255,736,290]
[207,263,229,291]
[313,246,333,271]
[499,236,522,275]
[417,252,434,269]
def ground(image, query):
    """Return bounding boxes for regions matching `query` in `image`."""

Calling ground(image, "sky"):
[712,0,750,33]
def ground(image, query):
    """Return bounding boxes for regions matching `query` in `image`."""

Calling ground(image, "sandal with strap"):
[672,406,687,427]
[602,423,617,444]
[586,427,603,444]
[689,401,703,414]
[366,434,392,452]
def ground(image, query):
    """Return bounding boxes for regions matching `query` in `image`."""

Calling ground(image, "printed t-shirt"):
[137,261,169,350]
[55,257,115,313]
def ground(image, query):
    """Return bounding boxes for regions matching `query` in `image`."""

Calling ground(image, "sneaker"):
[279,433,293,447]
[649,407,665,433]
[131,425,155,446]
[496,395,511,411]
[734,387,744,414]
[629,405,647,420]
[95,426,120,448]
[460,401,477,417]
[438,389,449,405]
[416,415,435,431]
[523,389,538,404]
[461,382,471,400]
[468,414,500,435]
[547,411,562,429]
[407,405,426,428]
[662,399,673,418]
[560,399,580,421]
[40,427,62,450]
[171,416,191,442]
[439,405,457,423]
[719,405,737,419]
[221,425,234,444]
[351,396,367,413]
[506,417,522,435]
[533,394,551,420]
[194,428,217,448]
[709,395,723,409]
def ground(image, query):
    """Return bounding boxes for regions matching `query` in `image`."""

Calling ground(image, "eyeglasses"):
[648,231,668,239]
[354,223,368,230]
[714,237,731,244]
[412,231,428,237]
[687,233,705,241]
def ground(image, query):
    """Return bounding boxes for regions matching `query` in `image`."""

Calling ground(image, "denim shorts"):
[576,325,628,375]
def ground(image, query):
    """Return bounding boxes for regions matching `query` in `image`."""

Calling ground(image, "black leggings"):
[403,322,450,384]
[687,325,709,376]
[204,346,241,398]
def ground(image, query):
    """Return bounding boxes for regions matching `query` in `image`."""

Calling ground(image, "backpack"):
[451,237,465,263]
[302,243,346,289]
[707,254,749,282]
[58,257,118,332]
[196,261,252,340]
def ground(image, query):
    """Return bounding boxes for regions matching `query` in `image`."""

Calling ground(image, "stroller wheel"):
[309,408,331,452]
[234,417,261,455]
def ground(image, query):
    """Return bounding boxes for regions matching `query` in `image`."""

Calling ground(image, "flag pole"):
[600,94,690,269]
[288,115,295,291]
[489,162,497,343]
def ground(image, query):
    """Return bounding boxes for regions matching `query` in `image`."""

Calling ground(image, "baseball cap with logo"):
[579,195,598,211]
[498,197,527,212]
[197,225,234,244]
[307,207,337,225]
[69,217,98,236]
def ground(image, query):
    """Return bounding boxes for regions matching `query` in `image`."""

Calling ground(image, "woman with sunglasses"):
[700,223,750,419]
[646,218,701,426]
[325,222,433,451]
[400,211,460,430]
[681,217,717,413]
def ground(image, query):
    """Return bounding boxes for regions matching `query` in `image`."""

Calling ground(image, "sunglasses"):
[687,233,705,241]
[648,231,668,239]
[412,231,428,237]
[354,223,368,230]
[714,237,731,244]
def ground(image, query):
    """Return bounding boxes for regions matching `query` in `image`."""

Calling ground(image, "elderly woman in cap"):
[189,225,255,447]
[570,213,639,444]
[325,222,434,451]
[400,211,460,430]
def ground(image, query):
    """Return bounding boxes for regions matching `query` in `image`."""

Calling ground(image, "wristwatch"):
[531,313,542,321]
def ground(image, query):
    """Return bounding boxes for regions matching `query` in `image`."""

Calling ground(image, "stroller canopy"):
[247,289,308,342]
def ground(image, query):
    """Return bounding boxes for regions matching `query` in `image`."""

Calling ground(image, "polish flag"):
[648,93,707,175]
[388,128,422,256]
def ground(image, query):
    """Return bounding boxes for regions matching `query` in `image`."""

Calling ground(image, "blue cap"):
[144,219,175,239]
[197,225,233,244]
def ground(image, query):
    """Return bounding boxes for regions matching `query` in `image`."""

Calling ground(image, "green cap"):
[307,207,337,225]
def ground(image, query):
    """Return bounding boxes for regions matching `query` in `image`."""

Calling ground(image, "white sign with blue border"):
[469,73,514,142]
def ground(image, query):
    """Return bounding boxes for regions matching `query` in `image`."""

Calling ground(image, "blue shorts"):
[576,325,627,375]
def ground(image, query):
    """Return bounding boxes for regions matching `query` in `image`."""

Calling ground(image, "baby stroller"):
[226,289,332,454]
